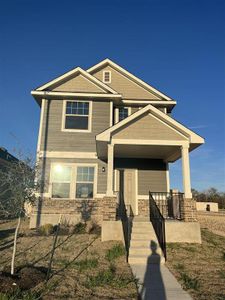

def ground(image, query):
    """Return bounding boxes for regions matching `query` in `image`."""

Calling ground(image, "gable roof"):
[96,104,204,146]
[35,67,118,94]
[87,58,174,101]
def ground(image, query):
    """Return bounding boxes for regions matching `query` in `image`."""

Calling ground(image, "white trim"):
[36,98,45,154]
[112,139,189,146]
[122,100,176,105]
[181,145,192,198]
[61,100,92,133]
[39,151,97,159]
[31,91,122,99]
[87,58,173,101]
[103,70,111,83]
[110,101,113,126]
[106,144,114,196]
[49,162,98,199]
[115,107,119,124]
[137,195,149,200]
[166,163,170,193]
[135,169,138,215]
[96,104,204,145]
[40,192,105,199]
[36,67,118,94]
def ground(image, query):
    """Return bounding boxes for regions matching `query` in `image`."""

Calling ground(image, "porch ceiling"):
[114,144,178,160]
[96,141,182,162]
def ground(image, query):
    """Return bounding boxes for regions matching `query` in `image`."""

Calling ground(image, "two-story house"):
[30,59,204,257]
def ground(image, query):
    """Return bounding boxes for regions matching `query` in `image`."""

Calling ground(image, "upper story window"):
[103,71,111,83]
[119,107,130,122]
[62,100,92,132]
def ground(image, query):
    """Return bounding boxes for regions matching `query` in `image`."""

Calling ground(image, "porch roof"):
[96,104,204,162]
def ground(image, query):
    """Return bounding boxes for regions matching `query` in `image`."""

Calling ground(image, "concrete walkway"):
[131,263,192,300]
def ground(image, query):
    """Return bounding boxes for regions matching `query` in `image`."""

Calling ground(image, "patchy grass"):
[166,229,225,300]
[105,243,126,262]
[0,219,137,300]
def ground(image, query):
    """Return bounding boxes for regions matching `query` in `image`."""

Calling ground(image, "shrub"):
[105,244,126,262]
[222,252,225,261]
[73,222,86,234]
[86,221,101,235]
[38,224,54,236]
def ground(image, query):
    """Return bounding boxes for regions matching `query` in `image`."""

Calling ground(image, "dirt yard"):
[197,211,225,237]
[0,219,138,299]
[166,212,225,300]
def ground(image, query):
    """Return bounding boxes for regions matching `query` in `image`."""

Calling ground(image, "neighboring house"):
[196,202,219,212]
[30,59,204,248]
[0,147,18,168]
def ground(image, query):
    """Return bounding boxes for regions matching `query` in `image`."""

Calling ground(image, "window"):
[119,107,129,121]
[51,165,72,198]
[50,164,96,199]
[103,71,111,83]
[76,166,94,198]
[64,101,90,131]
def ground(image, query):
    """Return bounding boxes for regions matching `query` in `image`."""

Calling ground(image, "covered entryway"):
[96,104,204,202]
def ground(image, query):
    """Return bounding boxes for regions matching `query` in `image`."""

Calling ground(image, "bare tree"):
[0,154,38,275]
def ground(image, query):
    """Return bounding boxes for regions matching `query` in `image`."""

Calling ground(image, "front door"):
[124,169,138,215]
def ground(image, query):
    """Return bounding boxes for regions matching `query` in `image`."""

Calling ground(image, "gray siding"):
[113,113,186,141]
[40,100,110,152]
[114,158,167,195]
[92,65,161,100]
[51,74,105,93]
[41,158,107,194]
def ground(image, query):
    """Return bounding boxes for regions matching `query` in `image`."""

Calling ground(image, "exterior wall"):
[39,157,107,194]
[113,113,186,141]
[30,198,103,228]
[92,65,161,100]
[114,158,167,195]
[51,74,106,93]
[196,202,219,212]
[165,221,201,243]
[40,100,110,152]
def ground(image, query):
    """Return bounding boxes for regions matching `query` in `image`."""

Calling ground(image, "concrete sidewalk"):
[131,263,192,300]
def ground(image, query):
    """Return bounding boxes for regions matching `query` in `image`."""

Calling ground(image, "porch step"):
[129,246,162,256]
[131,233,157,240]
[128,220,165,265]
[128,254,165,264]
[131,226,156,234]
[133,216,149,222]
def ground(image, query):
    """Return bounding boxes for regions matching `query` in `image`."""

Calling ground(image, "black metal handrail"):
[151,191,184,220]
[117,194,134,260]
[149,192,167,260]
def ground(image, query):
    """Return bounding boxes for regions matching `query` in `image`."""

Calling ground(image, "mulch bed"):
[0,266,47,293]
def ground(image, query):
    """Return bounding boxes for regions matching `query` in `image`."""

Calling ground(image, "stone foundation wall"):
[102,196,117,221]
[31,197,104,227]
[180,198,197,222]
[138,199,149,217]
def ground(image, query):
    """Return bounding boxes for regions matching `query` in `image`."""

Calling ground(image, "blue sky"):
[0,0,224,191]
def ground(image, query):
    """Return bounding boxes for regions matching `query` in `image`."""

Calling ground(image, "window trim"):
[61,100,92,133]
[50,163,98,200]
[103,70,111,83]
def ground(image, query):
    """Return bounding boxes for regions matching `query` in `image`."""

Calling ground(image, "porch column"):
[181,144,192,198]
[106,143,114,196]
